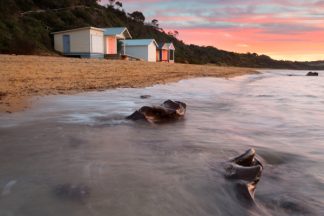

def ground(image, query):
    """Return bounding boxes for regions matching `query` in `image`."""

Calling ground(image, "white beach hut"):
[52,27,104,58]
[122,39,158,62]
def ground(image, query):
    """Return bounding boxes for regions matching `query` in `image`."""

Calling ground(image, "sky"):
[101,0,324,61]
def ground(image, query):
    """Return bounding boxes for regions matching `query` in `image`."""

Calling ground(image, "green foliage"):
[115,1,122,8]
[0,0,322,69]
[128,11,145,23]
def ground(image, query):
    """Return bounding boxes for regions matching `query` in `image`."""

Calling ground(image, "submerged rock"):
[126,100,186,123]
[306,72,318,76]
[53,183,90,202]
[224,148,263,204]
[2,180,17,196]
[140,95,151,99]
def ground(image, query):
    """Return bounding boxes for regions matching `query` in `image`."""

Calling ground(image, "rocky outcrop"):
[306,72,319,76]
[126,100,186,123]
[224,148,263,204]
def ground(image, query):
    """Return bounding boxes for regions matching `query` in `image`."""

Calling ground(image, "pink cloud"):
[100,0,324,61]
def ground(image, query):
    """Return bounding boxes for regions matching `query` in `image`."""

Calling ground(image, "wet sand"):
[0,55,256,113]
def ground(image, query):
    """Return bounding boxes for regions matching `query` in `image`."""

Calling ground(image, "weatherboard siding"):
[90,29,104,54]
[54,28,104,54]
[148,42,157,62]
[68,30,90,53]
[125,46,148,61]
[54,34,63,53]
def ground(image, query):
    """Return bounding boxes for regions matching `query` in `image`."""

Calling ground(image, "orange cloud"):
[172,28,324,61]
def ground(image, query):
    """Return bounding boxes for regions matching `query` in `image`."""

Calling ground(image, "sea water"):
[0,70,323,216]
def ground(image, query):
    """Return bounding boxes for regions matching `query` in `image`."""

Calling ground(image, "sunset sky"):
[102,0,324,61]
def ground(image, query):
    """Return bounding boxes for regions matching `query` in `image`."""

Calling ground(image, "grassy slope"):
[0,0,323,69]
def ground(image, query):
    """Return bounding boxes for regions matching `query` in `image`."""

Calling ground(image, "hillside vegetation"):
[0,0,323,69]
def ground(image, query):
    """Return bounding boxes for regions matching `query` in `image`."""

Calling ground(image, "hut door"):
[63,35,70,53]
[162,50,168,61]
[108,37,116,54]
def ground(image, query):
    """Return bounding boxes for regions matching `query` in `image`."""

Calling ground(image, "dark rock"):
[140,95,151,99]
[126,100,186,123]
[126,110,146,121]
[224,148,263,204]
[53,183,90,202]
[306,72,318,76]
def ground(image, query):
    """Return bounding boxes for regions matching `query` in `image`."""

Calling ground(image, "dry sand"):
[0,55,256,113]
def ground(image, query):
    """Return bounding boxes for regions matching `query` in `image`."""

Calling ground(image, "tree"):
[115,1,122,9]
[168,30,179,38]
[128,11,145,23]
[151,19,159,28]
[173,30,179,38]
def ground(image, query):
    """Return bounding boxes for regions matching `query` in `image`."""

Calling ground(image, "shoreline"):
[0,55,257,113]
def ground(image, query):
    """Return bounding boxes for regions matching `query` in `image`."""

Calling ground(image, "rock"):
[126,100,186,123]
[306,72,318,76]
[2,180,17,196]
[140,95,151,99]
[126,110,146,121]
[53,183,90,202]
[224,148,263,204]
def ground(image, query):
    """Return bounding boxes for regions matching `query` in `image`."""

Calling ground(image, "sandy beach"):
[0,55,256,113]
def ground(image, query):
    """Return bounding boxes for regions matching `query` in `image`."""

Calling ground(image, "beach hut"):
[157,42,175,63]
[122,39,158,62]
[103,27,132,55]
[52,27,105,58]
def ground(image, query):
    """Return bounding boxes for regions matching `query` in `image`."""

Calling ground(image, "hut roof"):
[52,26,104,34]
[123,39,158,47]
[158,42,175,50]
[103,27,132,39]
[164,43,175,50]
